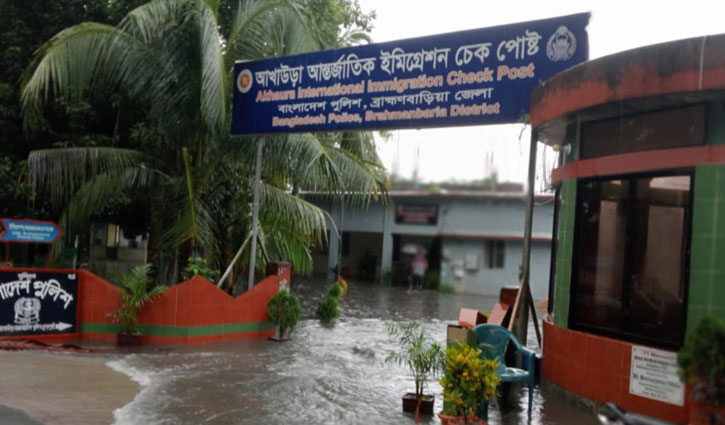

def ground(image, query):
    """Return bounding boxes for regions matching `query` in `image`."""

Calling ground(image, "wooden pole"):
[509,128,538,349]
[248,137,265,291]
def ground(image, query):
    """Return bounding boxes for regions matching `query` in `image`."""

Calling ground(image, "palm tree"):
[21,0,387,287]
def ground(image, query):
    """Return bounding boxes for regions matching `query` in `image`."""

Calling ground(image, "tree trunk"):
[148,200,163,281]
[77,231,91,269]
[178,238,195,280]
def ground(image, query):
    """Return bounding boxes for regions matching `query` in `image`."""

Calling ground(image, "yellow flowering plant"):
[439,343,500,418]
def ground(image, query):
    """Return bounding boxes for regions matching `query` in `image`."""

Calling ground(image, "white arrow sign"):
[55,322,72,331]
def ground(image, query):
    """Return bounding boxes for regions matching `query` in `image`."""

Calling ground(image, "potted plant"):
[267,289,302,341]
[677,316,725,425]
[386,321,445,423]
[438,343,500,425]
[111,263,166,346]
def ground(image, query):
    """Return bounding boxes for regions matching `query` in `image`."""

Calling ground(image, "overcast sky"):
[358,0,725,188]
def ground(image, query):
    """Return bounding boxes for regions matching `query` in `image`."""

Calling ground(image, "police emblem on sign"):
[14,297,40,325]
[547,26,577,61]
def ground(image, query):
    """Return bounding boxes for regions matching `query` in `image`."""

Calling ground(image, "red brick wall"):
[542,318,688,424]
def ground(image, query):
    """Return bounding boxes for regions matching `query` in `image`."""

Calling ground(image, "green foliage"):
[20,0,388,287]
[386,321,444,397]
[267,290,302,339]
[327,281,343,298]
[440,343,500,417]
[439,283,456,294]
[424,270,440,290]
[111,264,166,334]
[316,294,340,323]
[181,256,221,282]
[303,0,375,48]
[677,316,725,405]
[0,156,33,217]
[381,269,394,285]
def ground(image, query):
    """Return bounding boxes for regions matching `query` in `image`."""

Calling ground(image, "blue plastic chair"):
[473,324,536,419]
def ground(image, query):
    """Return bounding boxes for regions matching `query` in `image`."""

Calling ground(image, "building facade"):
[308,191,554,299]
[534,34,725,424]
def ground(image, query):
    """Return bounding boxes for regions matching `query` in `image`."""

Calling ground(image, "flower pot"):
[116,331,143,346]
[402,393,434,415]
[437,413,485,425]
[689,399,725,425]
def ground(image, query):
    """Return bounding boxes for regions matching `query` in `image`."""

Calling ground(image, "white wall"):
[439,239,550,300]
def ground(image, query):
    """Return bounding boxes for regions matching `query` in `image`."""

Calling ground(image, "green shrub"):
[440,343,500,417]
[381,269,394,285]
[327,282,343,298]
[181,256,220,282]
[317,295,340,323]
[267,290,302,339]
[386,321,445,400]
[424,270,440,290]
[111,264,166,334]
[439,283,456,294]
[677,316,725,405]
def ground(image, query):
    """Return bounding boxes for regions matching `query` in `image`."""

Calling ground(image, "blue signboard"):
[0,271,77,335]
[231,13,589,134]
[0,218,62,244]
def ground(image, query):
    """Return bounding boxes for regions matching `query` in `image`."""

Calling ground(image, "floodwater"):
[99,278,598,425]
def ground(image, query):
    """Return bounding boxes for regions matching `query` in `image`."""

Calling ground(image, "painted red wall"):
[542,318,688,424]
[78,270,284,343]
[1,266,286,344]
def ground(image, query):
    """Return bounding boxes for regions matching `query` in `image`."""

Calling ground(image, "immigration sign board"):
[231,13,589,134]
[0,218,62,244]
[0,271,77,335]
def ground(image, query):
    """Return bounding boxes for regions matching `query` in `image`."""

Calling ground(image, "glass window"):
[580,105,705,159]
[570,173,691,347]
[486,240,505,269]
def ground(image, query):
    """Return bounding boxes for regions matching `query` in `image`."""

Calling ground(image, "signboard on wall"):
[0,218,62,244]
[0,271,77,335]
[231,13,590,134]
[395,204,438,225]
[629,345,685,406]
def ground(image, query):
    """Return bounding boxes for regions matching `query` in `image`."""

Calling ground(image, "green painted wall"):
[80,321,276,338]
[687,164,725,336]
[553,179,577,328]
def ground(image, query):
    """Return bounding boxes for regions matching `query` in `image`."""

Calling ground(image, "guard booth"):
[533,34,725,424]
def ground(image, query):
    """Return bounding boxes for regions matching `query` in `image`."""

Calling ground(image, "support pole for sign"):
[509,129,538,349]
[248,137,265,291]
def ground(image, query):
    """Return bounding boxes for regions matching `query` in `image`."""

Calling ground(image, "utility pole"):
[248,137,264,291]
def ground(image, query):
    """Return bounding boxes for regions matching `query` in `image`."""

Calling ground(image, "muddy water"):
[106,278,597,425]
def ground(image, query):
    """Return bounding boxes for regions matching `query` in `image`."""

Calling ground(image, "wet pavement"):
[101,278,598,425]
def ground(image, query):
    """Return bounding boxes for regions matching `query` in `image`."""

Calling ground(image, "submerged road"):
[2,278,598,425]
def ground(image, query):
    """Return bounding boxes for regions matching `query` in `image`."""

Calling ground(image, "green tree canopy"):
[20,0,387,288]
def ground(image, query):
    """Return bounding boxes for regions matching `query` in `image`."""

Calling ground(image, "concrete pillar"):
[380,206,393,283]
[327,202,341,282]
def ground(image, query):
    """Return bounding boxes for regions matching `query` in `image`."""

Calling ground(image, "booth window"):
[580,104,705,159]
[570,172,692,347]
[486,240,505,269]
